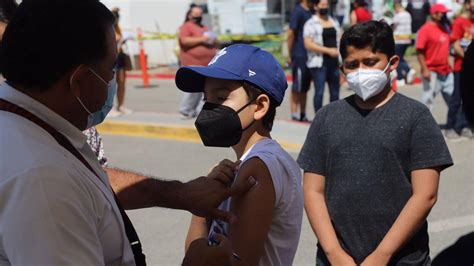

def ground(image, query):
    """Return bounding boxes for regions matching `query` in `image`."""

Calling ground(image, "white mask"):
[346,61,392,101]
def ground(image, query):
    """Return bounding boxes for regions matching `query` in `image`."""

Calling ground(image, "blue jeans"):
[446,72,469,130]
[310,58,340,113]
[395,44,411,80]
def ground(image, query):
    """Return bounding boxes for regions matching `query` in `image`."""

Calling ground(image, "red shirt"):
[450,16,474,72]
[179,21,216,66]
[416,22,451,74]
[354,7,372,23]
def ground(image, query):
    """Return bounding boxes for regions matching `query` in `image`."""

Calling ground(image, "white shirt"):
[303,15,341,68]
[393,11,412,44]
[0,83,134,265]
[208,139,304,266]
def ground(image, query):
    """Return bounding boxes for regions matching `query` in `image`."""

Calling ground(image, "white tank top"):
[208,138,304,266]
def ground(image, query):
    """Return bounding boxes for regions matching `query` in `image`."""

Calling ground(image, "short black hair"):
[0,0,115,91]
[340,21,395,60]
[242,82,277,131]
[0,0,18,23]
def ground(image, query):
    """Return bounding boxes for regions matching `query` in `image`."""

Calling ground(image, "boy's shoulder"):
[392,93,432,116]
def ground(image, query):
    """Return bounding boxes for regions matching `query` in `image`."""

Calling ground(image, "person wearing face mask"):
[287,0,314,122]
[416,4,454,116]
[298,21,453,265]
[0,1,257,265]
[303,0,342,114]
[178,4,217,119]
[176,44,304,266]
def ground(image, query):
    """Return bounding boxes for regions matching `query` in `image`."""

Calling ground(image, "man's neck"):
[11,81,84,130]
[301,1,310,10]
[354,86,396,110]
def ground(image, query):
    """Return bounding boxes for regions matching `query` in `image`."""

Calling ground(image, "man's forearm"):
[107,168,187,210]
[181,36,206,48]
[417,52,428,72]
[287,30,295,57]
[372,194,437,260]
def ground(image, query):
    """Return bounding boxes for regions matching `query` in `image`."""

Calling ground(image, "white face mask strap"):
[383,58,393,73]
[69,65,93,116]
[88,68,108,85]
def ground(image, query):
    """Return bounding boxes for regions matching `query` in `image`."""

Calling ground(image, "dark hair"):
[0,0,18,23]
[184,3,198,22]
[0,0,115,91]
[355,0,368,7]
[242,82,277,131]
[340,21,395,60]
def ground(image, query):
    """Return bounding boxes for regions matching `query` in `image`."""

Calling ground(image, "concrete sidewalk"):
[98,111,309,152]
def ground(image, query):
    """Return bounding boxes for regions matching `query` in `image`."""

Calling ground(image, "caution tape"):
[134,32,284,42]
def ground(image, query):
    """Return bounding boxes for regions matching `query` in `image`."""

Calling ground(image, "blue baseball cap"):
[175,44,288,106]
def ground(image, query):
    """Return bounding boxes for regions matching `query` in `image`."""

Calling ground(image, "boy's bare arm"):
[304,172,356,266]
[361,168,440,265]
[227,158,276,266]
[185,215,209,253]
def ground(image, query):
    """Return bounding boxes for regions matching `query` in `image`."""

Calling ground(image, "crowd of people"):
[0,0,473,266]
[288,0,473,140]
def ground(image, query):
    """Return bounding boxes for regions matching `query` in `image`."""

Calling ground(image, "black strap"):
[0,99,146,266]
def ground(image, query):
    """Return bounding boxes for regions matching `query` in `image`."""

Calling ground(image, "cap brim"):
[175,66,243,93]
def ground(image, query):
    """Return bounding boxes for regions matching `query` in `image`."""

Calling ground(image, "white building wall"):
[100,0,193,67]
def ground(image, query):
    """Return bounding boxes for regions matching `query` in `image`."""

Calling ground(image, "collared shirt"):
[0,82,134,265]
[303,15,341,68]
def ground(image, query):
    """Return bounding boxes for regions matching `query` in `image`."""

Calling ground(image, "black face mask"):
[195,100,255,147]
[192,16,203,25]
[319,8,329,16]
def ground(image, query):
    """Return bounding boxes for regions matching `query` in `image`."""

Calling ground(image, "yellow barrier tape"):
[136,32,284,42]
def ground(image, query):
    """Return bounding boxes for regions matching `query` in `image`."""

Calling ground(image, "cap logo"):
[248,69,256,77]
[208,48,227,66]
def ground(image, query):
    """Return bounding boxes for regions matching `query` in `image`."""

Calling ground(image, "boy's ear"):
[253,94,270,121]
[388,55,400,73]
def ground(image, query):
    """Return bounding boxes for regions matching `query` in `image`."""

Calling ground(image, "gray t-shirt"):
[297,93,453,265]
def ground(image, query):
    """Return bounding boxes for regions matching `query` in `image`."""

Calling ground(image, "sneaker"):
[107,108,121,118]
[180,111,196,120]
[300,115,312,123]
[406,69,416,84]
[397,79,406,87]
[444,129,461,141]
[291,113,300,122]
[460,128,473,139]
[118,106,133,115]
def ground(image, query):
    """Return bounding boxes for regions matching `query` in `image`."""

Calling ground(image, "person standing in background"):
[335,0,347,25]
[406,0,431,33]
[304,0,341,114]
[178,5,217,119]
[393,0,416,86]
[416,4,454,114]
[109,7,132,117]
[288,0,314,122]
[350,0,372,25]
[447,0,474,139]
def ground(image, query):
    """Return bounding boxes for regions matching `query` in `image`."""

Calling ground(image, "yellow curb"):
[97,121,302,152]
